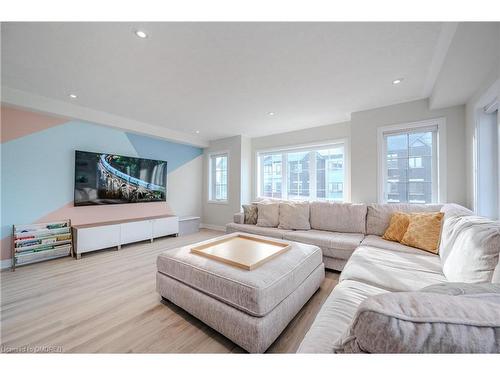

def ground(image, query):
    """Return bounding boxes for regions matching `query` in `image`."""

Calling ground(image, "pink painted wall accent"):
[38,201,175,226]
[0,201,175,261]
[1,237,12,262]
[0,105,68,143]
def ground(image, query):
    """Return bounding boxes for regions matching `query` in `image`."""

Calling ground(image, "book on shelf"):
[12,219,73,270]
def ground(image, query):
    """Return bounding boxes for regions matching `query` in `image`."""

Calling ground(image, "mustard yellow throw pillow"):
[382,212,410,242]
[401,212,445,254]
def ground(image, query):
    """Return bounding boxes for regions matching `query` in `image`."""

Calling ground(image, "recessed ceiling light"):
[195,130,200,134]
[135,30,148,39]
[268,112,275,116]
[69,94,77,99]
[392,78,403,85]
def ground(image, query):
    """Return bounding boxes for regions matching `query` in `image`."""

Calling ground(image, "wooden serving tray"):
[190,233,291,270]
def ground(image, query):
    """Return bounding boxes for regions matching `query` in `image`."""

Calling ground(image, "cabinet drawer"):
[152,217,179,238]
[120,220,152,244]
[76,225,120,252]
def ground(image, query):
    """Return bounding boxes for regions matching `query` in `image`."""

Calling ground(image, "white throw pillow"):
[278,202,311,230]
[256,202,280,227]
[440,215,500,283]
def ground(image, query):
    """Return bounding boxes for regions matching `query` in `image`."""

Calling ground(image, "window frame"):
[255,139,350,202]
[208,151,229,204]
[377,118,447,204]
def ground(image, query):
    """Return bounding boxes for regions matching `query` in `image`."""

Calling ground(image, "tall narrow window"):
[381,125,438,204]
[257,143,346,201]
[476,107,499,219]
[209,153,228,202]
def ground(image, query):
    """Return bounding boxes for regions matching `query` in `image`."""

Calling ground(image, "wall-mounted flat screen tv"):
[74,150,167,206]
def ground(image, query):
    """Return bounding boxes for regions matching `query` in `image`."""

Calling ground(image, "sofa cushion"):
[494,263,500,283]
[361,234,430,255]
[283,230,363,260]
[366,203,442,236]
[278,201,311,230]
[440,203,473,221]
[340,245,446,291]
[157,234,323,317]
[256,202,280,227]
[310,202,367,234]
[242,204,258,225]
[233,212,244,224]
[297,279,390,353]
[382,212,410,242]
[440,215,500,283]
[400,212,444,254]
[421,282,500,295]
[334,285,500,353]
[225,222,291,239]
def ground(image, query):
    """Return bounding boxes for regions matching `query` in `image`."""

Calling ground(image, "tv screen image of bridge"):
[97,154,166,202]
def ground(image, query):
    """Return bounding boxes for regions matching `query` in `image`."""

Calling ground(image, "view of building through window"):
[258,145,345,201]
[385,131,434,203]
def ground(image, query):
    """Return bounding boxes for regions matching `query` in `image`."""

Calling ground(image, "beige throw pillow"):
[382,212,410,242]
[256,202,280,227]
[401,212,444,254]
[278,202,311,230]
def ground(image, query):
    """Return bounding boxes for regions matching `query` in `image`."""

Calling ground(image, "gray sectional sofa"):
[227,201,444,271]
[226,201,500,353]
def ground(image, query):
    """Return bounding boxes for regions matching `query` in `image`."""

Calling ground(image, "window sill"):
[207,200,229,205]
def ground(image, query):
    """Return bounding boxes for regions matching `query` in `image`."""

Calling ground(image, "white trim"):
[377,117,447,204]
[1,86,209,147]
[207,200,229,205]
[255,138,349,202]
[472,79,500,214]
[207,150,229,203]
[1,258,13,270]
[199,223,225,232]
[424,22,459,101]
[256,138,346,155]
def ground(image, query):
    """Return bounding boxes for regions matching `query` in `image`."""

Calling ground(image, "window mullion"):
[282,153,288,200]
[432,131,438,203]
[309,151,316,201]
[212,157,216,200]
[407,133,410,203]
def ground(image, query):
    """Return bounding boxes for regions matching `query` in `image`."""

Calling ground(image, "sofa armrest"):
[234,212,245,224]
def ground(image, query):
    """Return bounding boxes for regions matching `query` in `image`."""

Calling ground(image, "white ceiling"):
[0,22,466,142]
[430,22,500,109]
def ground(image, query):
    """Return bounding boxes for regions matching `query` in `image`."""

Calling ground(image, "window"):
[209,153,228,202]
[475,106,499,219]
[379,120,443,204]
[257,142,346,201]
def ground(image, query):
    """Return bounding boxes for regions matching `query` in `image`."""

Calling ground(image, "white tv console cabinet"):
[72,215,179,259]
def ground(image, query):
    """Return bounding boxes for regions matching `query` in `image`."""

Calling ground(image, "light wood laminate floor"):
[1,230,339,353]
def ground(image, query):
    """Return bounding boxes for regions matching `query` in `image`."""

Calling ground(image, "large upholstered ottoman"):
[156,233,325,353]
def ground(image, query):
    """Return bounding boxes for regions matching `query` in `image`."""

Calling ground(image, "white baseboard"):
[199,223,226,232]
[1,258,13,270]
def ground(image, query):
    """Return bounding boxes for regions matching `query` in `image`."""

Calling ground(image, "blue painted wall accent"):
[1,120,203,240]
[126,133,203,173]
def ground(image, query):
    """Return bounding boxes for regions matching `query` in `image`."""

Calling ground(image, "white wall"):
[350,98,467,206]
[167,155,204,218]
[240,136,252,206]
[251,122,351,200]
[201,98,470,230]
